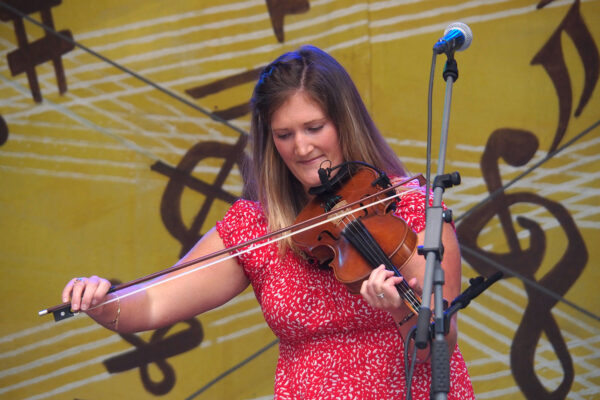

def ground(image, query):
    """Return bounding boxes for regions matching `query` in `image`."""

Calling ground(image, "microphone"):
[433,22,473,54]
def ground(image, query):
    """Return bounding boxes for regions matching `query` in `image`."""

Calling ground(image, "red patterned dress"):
[216,181,475,400]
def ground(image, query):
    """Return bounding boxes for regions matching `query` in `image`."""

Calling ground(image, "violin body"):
[292,166,421,313]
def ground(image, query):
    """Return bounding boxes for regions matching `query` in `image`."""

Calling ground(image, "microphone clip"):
[443,56,459,82]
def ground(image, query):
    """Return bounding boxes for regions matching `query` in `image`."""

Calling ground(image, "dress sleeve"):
[216,199,266,248]
[215,199,274,288]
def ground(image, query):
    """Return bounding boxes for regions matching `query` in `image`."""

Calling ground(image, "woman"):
[63,45,474,399]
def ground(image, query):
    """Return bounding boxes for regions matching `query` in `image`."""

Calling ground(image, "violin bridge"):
[327,200,349,227]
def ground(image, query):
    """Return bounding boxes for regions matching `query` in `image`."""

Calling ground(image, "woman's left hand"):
[360,265,420,318]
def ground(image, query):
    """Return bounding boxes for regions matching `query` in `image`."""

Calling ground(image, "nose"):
[294,132,314,156]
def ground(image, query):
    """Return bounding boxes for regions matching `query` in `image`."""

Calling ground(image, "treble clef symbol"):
[151,135,248,257]
[457,128,588,399]
[103,318,204,395]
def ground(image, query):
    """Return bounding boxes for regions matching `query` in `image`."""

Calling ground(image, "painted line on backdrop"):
[460,327,511,366]
[0,349,122,395]
[74,0,267,41]
[0,150,146,170]
[24,371,112,400]
[0,164,142,184]
[15,321,271,400]
[24,1,584,145]
[370,0,586,42]
[209,306,263,326]
[370,0,514,28]
[22,0,535,94]
[0,335,121,379]
[1,292,259,378]
[3,0,594,103]
[3,0,584,164]
[0,323,100,359]
[0,315,84,345]
[86,2,364,56]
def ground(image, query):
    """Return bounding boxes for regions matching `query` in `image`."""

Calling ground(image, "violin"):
[292,162,425,318]
[39,162,426,322]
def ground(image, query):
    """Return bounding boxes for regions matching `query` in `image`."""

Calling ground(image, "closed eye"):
[273,131,291,140]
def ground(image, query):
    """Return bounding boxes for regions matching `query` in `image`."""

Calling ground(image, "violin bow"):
[39,174,425,322]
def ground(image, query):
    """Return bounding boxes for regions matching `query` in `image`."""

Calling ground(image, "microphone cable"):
[403,48,438,400]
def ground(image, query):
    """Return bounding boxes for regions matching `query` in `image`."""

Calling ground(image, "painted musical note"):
[531,0,599,152]
[265,0,310,42]
[0,0,75,103]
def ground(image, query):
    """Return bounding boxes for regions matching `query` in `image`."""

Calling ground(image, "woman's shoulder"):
[390,175,424,188]
[216,199,267,246]
[227,198,264,214]
[390,175,444,233]
[390,175,427,202]
[218,198,266,227]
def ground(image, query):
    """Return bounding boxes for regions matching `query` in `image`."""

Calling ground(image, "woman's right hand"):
[62,275,112,315]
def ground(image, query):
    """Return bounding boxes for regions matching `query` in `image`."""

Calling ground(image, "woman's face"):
[271,91,344,193]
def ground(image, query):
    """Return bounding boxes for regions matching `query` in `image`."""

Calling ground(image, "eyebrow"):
[304,117,328,125]
[271,117,328,131]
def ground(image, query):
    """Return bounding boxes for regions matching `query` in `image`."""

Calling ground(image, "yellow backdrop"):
[1,0,599,399]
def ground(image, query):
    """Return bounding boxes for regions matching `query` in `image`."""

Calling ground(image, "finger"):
[80,277,101,311]
[90,277,112,308]
[378,269,402,289]
[371,265,395,282]
[406,277,422,293]
[380,278,400,302]
[362,280,379,302]
[384,275,405,289]
[360,280,377,306]
[360,275,386,305]
[70,278,87,312]
[365,266,393,295]
[62,277,79,303]
[360,279,369,298]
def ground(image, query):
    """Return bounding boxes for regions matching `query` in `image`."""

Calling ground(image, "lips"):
[297,155,325,165]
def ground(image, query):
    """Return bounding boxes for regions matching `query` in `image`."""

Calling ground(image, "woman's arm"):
[63,227,250,333]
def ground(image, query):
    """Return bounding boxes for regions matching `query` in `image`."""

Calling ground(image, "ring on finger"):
[376,293,385,299]
[74,278,85,285]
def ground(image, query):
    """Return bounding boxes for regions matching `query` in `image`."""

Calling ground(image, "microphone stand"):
[413,51,461,400]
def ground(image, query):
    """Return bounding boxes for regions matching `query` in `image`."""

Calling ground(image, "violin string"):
[339,201,419,306]
[343,217,421,313]
[384,185,425,310]
[335,196,393,270]
[337,195,422,310]
[50,186,423,315]
[339,211,421,312]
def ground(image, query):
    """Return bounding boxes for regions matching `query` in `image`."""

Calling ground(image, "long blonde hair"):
[243,45,407,249]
